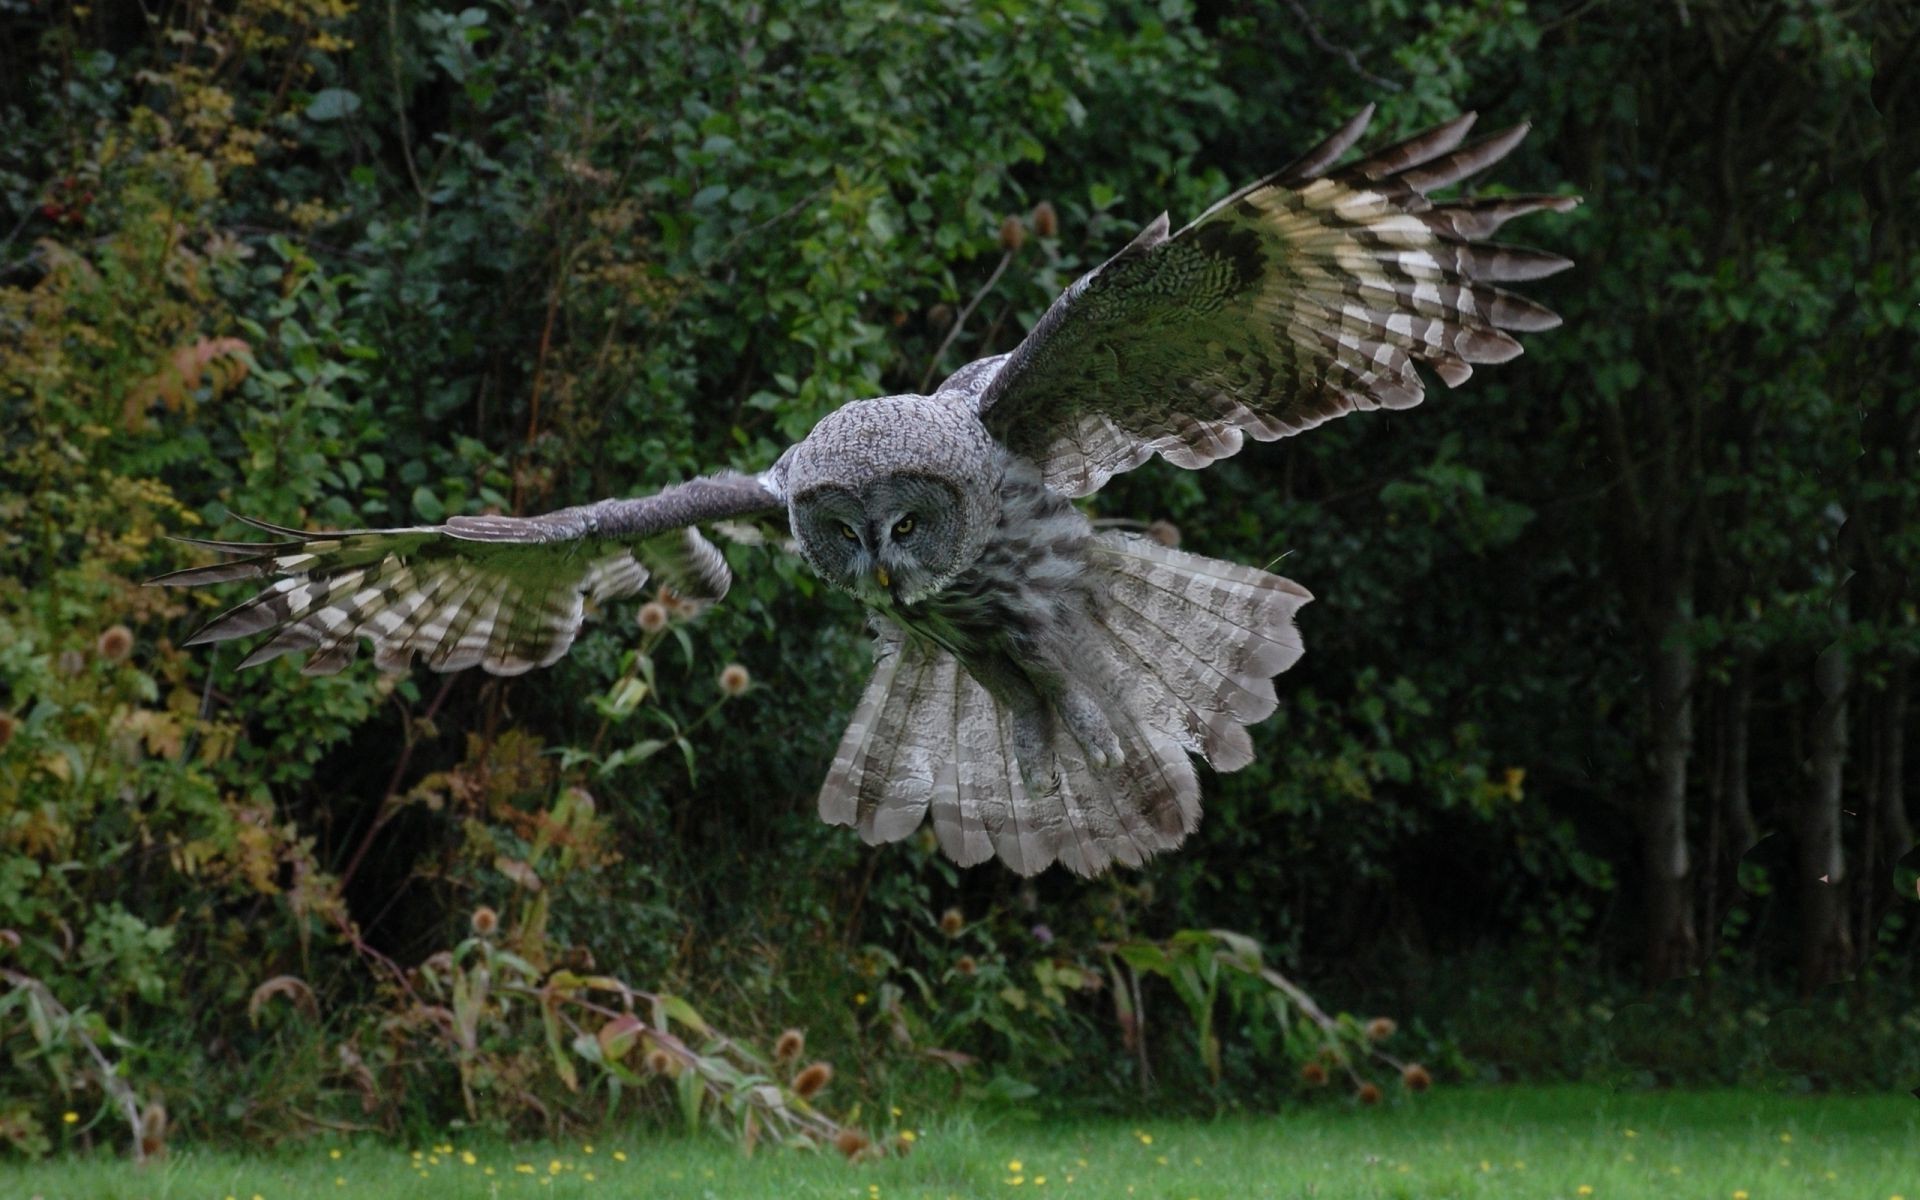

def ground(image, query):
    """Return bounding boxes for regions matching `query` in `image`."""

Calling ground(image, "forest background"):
[1,0,1914,1161]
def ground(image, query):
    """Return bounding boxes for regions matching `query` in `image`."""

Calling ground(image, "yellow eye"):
[893,516,915,538]
[839,523,858,540]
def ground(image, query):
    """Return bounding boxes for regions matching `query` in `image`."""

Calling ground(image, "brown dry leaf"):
[248,974,319,1024]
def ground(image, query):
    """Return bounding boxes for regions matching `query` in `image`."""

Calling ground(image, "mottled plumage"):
[155,107,1576,876]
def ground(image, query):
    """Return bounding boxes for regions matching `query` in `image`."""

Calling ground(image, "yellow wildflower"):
[1008,1161,1023,1172]
[899,1130,917,1143]
[63,1112,79,1124]
[613,1151,628,1162]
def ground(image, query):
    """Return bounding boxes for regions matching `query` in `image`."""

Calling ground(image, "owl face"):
[782,394,1004,608]
[792,474,971,606]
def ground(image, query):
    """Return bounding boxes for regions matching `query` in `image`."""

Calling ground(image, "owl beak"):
[873,566,891,589]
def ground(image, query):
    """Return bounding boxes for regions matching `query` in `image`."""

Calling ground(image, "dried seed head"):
[1031,200,1058,238]
[833,1127,871,1159]
[1356,1082,1383,1105]
[792,1061,833,1099]
[645,1048,676,1076]
[656,585,692,614]
[718,663,751,697]
[0,711,16,750]
[928,302,955,328]
[470,906,499,936]
[938,907,964,937]
[1300,1061,1328,1087]
[1365,1017,1397,1042]
[774,1028,805,1063]
[955,955,977,977]
[893,1132,915,1156]
[1401,1063,1432,1092]
[1145,519,1181,548]
[97,625,134,663]
[139,1099,168,1159]
[637,602,670,633]
[998,215,1026,252]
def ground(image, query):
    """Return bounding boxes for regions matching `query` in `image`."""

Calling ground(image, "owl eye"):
[892,516,915,538]
[838,522,858,541]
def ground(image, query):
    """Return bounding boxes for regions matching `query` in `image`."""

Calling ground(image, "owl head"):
[785,396,1002,607]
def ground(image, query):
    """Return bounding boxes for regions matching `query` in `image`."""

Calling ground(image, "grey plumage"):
[155,107,1576,876]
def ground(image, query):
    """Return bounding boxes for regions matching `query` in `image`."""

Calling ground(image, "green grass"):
[9,1086,1917,1199]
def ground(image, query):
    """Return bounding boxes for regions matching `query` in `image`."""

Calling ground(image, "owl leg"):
[1054,679,1122,768]
[1008,704,1060,798]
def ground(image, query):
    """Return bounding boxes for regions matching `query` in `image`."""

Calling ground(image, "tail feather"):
[821,629,1201,877]
[935,678,1008,867]
[1088,533,1310,770]
[821,537,1307,877]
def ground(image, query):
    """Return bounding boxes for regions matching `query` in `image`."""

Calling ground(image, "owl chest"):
[893,472,1094,669]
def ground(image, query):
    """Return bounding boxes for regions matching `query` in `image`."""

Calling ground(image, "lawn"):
[9,1085,1916,1200]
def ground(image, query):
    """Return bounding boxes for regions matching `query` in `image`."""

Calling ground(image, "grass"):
[8,1085,1916,1199]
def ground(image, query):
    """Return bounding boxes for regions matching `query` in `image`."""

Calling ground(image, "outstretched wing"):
[150,472,785,675]
[949,106,1579,498]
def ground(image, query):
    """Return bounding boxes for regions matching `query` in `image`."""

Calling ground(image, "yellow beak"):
[874,566,890,589]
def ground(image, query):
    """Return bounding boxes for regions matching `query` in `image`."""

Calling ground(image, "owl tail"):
[1082,531,1311,773]
[818,534,1309,877]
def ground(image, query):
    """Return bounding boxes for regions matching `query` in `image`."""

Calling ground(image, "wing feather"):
[954,109,1579,497]
[153,471,784,676]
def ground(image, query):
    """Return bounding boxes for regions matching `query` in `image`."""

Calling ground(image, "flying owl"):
[155,107,1577,877]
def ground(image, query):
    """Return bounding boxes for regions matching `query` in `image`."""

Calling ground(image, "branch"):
[1279,0,1403,93]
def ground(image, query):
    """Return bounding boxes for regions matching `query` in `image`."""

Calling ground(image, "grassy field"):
[9,1085,1916,1199]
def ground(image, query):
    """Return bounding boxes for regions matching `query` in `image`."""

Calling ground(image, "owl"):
[156,107,1577,876]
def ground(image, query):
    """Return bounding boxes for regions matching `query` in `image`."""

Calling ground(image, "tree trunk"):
[1643,630,1698,984]
[1799,642,1853,994]
[1875,661,1913,873]
[1703,666,1757,961]
[1722,665,1758,859]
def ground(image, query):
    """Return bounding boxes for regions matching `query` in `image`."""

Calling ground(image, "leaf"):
[412,486,446,524]
[597,1014,644,1062]
[541,994,579,1093]
[656,993,708,1037]
[676,1062,705,1134]
[305,88,363,121]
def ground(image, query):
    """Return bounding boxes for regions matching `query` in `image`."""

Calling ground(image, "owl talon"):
[1057,682,1123,770]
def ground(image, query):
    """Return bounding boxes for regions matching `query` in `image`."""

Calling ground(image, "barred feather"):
[819,635,1205,877]
[154,473,779,676]
[964,105,1579,497]
[156,521,731,676]
[1086,533,1310,771]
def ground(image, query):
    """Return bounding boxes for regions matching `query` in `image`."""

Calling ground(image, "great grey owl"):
[155,108,1577,876]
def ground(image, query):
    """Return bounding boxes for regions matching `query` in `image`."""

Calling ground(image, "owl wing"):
[951,106,1579,498]
[149,472,785,675]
